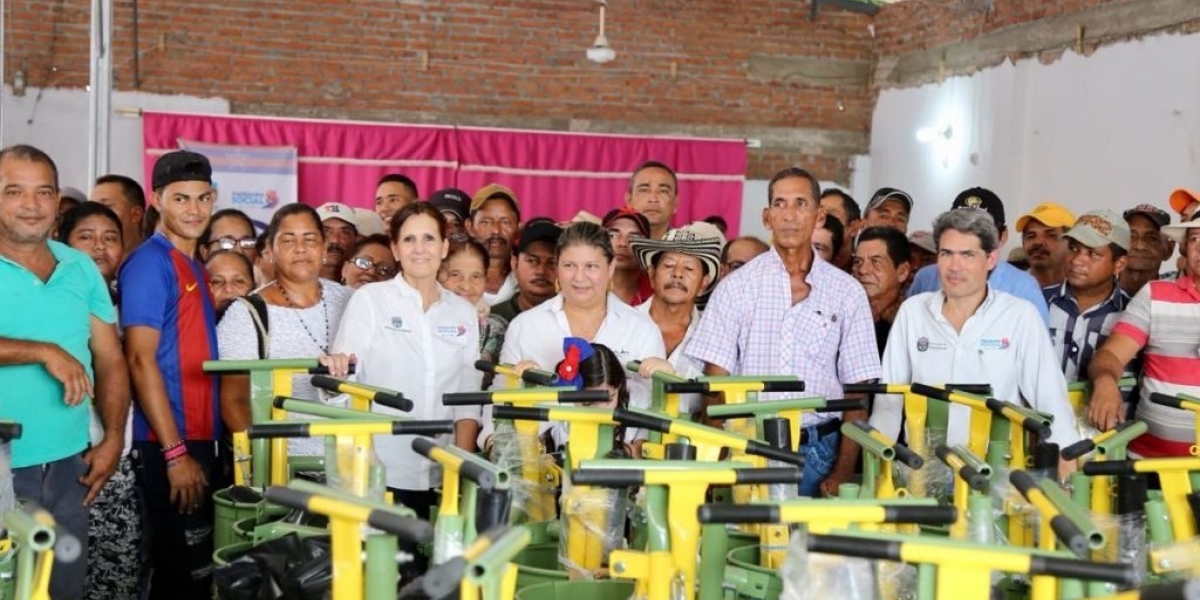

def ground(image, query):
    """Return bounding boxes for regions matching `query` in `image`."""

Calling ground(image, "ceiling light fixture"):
[587,0,616,64]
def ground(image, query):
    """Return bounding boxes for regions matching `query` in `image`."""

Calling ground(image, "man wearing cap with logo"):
[861,187,913,234]
[1120,204,1174,296]
[1088,215,1200,455]
[492,219,562,323]
[688,167,880,497]
[1043,211,1130,384]
[625,160,679,240]
[428,187,471,240]
[631,222,725,416]
[467,183,522,305]
[908,187,1051,324]
[0,145,130,600]
[315,201,357,281]
[373,173,419,229]
[119,149,226,599]
[1017,201,1075,289]
[871,208,1078,476]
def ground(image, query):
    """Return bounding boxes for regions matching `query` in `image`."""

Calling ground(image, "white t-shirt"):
[477,293,666,447]
[482,273,518,307]
[331,276,482,491]
[870,287,1079,448]
[217,279,354,456]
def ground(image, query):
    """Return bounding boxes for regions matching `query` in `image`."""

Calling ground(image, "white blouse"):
[332,276,482,491]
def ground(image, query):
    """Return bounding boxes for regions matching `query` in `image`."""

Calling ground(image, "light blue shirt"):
[907,260,1051,325]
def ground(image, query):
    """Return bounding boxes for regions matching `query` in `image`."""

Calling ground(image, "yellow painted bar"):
[30,549,53,600]
[430,447,463,518]
[270,369,295,485]
[941,452,970,539]
[232,431,251,486]
[1159,471,1197,540]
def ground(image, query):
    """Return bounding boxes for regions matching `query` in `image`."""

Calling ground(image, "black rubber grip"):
[663,381,709,394]
[842,383,890,394]
[307,365,356,375]
[735,468,804,485]
[824,398,867,412]
[492,406,550,422]
[0,421,22,441]
[1022,417,1053,440]
[521,370,559,386]
[892,443,924,469]
[366,511,433,543]
[1150,393,1187,409]
[411,436,437,458]
[393,421,454,436]
[309,374,345,393]
[745,440,806,467]
[459,460,497,489]
[1060,439,1095,460]
[553,390,614,404]
[422,557,467,599]
[474,360,501,373]
[442,392,493,406]
[570,469,644,487]
[1049,514,1090,557]
[613,407,671,433]
[910,383,950,401]
[1116,474,1148,515]
[760,380,806,392]
[934,445,953,464]
[1140,579,1200,600]
[882,505,958,525]
[264,486,312,511]
[1029,554,1136,586]
[1009,470,1038,497]
[272,396,288,410]
[985,397,1005,413]
[247,423,311,439]
[807,533,901,562]
[1082,460,1136,476]
[697,504,780,524]
[961,465,988,491]
[945,384,992,394]
[372,393,413,413]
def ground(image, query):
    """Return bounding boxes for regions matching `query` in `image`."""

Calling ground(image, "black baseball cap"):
[514,220,563,255]
[952,187,1006,229]
[152,150,212,191]
[428,188,471,223]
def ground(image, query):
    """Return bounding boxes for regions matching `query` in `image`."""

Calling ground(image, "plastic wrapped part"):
[1091,511,1147,590]
[895,428,951,500]
[780,527,880,600]
[490,420,549,524]
[322,434,385,501]
[762,418,798,502]
[213,533,333,600]
[558,475,628,579]
[875,560,917,600]
[0,442,13,532]
[435,528,466,566]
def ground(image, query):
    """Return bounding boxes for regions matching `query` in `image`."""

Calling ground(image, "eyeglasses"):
[210,236,257,251]
[350,256,397,277]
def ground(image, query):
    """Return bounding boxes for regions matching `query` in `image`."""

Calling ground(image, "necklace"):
[277,281,330,354]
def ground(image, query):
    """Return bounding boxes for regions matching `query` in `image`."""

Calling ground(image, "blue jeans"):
[799,426,839,497]
[13,453,89,600]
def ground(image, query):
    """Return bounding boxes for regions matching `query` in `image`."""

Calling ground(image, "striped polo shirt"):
[1111,276,1200,456]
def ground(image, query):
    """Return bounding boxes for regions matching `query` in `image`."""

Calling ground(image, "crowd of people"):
[2,140,1199,599]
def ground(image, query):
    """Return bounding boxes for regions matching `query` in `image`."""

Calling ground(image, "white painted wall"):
[869,31,1200,252]
[0,86,229,190]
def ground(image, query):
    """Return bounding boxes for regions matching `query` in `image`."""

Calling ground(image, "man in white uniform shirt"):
[870,208,1079,475]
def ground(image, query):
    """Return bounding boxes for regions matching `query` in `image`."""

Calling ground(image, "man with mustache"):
[315,202,357,281]
[1043,211,1130,384]
[631,222,725,417]
[1017,202,1075,289]
[467,183,522,305]
[491,219,561,323]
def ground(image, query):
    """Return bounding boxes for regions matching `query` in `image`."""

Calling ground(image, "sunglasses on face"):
[350,256,397,277]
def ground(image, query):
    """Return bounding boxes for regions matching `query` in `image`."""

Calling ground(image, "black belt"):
[798,418,842,446]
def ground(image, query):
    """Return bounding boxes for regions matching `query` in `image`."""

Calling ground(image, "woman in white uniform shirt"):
[482,222,667,446]
[332,202,482,513]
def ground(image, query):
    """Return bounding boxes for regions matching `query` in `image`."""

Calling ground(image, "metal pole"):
[88,0,113,184]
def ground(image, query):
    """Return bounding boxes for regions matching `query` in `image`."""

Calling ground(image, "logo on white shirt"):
[979,337,1011,350]
[435,324,468,338]
[386,316,408,332]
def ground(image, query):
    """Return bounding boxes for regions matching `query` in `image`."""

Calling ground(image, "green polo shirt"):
[0,241,115,468]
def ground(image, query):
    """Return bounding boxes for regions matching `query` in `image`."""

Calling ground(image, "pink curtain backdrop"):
[143,112,747,235]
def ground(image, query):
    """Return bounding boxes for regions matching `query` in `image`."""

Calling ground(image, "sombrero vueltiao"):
[629,222,726,296]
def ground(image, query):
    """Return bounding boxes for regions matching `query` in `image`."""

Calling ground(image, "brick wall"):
[3,0,878,182]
